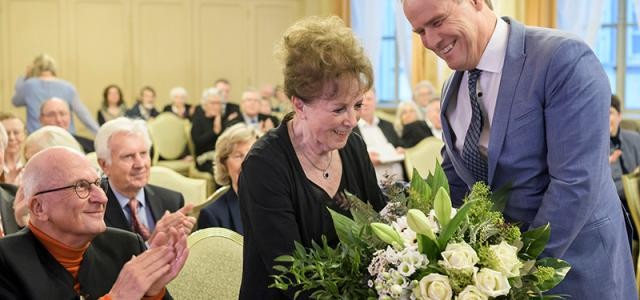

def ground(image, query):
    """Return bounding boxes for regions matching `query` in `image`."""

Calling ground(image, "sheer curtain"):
[394,0,413,99]
[635,0,640,30]
[350,0,384,88]
[556,0,605,48]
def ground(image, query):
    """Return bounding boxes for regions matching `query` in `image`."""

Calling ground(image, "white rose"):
[413,273,453,300]
[456,285,488,300]
[439,242,479,272]
[474,268,511,297]
[490,241,523,277]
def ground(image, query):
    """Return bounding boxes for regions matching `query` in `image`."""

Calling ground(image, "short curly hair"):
[276,16,373,103]
[214,124,258,186]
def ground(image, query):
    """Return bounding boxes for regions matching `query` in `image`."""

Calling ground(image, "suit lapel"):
[104,183,131,230]
[441,71,476,186]
[487,17,527,185]
[145,185,164,222]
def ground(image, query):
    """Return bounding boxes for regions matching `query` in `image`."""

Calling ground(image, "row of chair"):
[622,170,640,297]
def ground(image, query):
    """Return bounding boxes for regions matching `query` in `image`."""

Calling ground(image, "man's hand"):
[108,245,175,299]
[148,204,196,243]
[609,149,623,164]
[146,227,190,297]
[369,151,381,166]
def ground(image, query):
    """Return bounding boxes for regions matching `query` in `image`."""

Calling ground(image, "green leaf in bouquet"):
[433,187,452,228]
[409,168,432,210]
[437,200,475,248]
[520,223,551,260]
[344,192,379,226]
[534,257,571,292]
[427,160,449,197]
[328,208,361,245]
[417,231,440,261]
[274,255,295,263]
[407,209,437,241]
[490,182,512,212]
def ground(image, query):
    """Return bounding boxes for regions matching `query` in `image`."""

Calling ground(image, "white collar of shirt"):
[357,116,380,127]
[448,16,509,157]
[111,180,147,210]
[476,17,508,74]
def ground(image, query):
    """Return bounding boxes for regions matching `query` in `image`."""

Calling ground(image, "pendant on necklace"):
[323,172,329,179]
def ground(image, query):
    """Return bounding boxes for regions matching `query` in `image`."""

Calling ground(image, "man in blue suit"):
[403,0,636,298]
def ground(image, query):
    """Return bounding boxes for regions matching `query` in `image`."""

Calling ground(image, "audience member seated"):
[163,86,194,120]
[259,97,280,128]
[197,124,257,234]
[11,53,99,135]
[191,88,228,174]
[394,101,433,148]
[127,86,159,121]
[0,147,188,299]
[0,123,19,236]
[95,117,195,242]
[40,97,95,153]
[259,83,275,102]
[272,84,292,113]
[227,90,274,134]
[425,97,443,140]
[354,88,405,182]
[13,125,87,228]
[0,113,25,184]
[609,94,640,243]
[97,84,127,125]
[214,78,241,121]
[412,80,437,116]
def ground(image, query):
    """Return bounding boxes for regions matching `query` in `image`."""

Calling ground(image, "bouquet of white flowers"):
[272,164,570,299]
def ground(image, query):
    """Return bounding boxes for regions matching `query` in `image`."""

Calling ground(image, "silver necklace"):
[301,150,332,179]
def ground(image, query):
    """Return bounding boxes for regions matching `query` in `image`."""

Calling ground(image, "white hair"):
[0,122,7,151]
[170,86,188,99]
[201,87,222,105]
[24,126,84,160]
[412,80,436,98]
[94,117,152,164]
[394,101,423,134]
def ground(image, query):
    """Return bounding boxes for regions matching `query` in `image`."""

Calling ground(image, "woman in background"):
[97,84,127,125]
[163,87,194,120]
[0,113,25,184]
[197,124,256,234]
[394,101,432,148]
[191,88,227,174]
[126,86,159,121]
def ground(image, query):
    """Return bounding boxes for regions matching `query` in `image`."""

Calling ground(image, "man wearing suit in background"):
[95,117,195,242]
[403,0,636,298]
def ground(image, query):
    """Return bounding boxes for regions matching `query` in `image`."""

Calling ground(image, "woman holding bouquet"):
[238,16,386,299]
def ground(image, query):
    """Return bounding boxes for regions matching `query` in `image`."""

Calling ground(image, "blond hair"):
[214,124,257,186]
[29,53,58,77]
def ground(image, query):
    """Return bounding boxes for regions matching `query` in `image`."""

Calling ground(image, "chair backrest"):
[192,185,231,224]
[622,170,640,236]
[167,227,244,300]
[147,112,190,162]
[375,109,396,123]
[149,166,207,206]
[404,137,444,179]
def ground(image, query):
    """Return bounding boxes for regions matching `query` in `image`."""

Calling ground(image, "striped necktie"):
[462,68,488,183]
[129,198,151,241]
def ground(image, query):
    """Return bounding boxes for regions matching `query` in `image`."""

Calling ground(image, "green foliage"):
[477,245,500,269]
[271,237,376,299]
[444,268,475,294]
[409,169,432,212]
[534,258,571,292]
[520,224,551,260]
[433,187,452,228]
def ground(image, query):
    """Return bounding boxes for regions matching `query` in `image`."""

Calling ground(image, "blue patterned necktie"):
[462,68,487,183]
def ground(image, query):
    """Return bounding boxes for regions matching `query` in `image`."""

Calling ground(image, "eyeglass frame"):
[33,178,103,199]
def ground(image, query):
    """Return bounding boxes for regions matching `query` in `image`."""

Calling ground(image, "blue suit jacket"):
[197,189,243,235]
[441,18,636,299]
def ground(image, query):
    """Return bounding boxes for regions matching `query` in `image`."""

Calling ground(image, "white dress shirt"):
[447,17,509,158]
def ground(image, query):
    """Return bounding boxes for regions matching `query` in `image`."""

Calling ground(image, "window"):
[594,0,640,110]
[377,0,411,104]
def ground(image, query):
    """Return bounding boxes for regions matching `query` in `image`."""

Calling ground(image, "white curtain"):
[634,0,640,30]
[350,0,385,85]
[556,0,606,49]
[394,0,413,98]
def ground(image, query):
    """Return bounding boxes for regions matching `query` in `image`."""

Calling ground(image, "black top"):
[0,183,19,235]
[162,104,193,120]
[197,189,243,234]
[401,120,433,148]
[73,134,95,153]
[125,103,159,121]
[190,106,227,157]
[238,116,386,299]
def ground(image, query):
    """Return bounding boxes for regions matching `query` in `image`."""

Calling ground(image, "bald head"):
[40,97,71,130]
[23,146,89,199]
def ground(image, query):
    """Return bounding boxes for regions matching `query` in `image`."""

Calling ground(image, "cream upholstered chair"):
[147,112,192,175]
[375,109,396,123]
[404,137,444,180]
[192,185,230,225]
[149,166,207,206]
[622,169,640,295]
[167,227,243,300]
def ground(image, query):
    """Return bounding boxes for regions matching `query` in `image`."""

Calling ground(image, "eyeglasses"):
[34,178,102,199]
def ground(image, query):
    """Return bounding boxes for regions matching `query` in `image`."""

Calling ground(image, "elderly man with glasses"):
[0,147,188,299]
